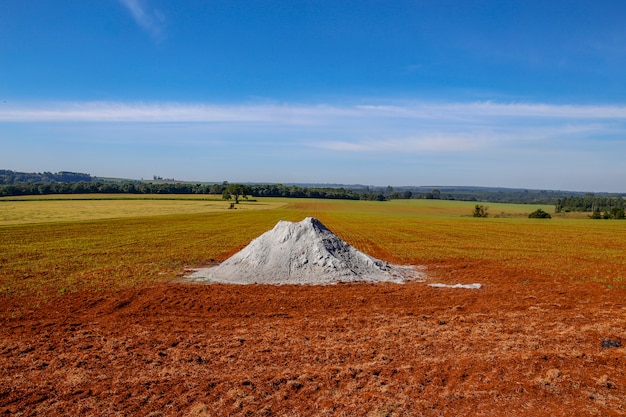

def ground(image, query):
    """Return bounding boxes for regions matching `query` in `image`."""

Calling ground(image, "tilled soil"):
[1,260,625,416]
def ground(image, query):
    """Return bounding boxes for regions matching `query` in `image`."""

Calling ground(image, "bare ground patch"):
[1,261,625,416]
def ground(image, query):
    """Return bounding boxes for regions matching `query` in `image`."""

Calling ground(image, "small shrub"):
[472,205,488,218]
[589,210,602,219]
[528,209,551,219]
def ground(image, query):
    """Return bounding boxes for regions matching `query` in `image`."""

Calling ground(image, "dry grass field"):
[1,196,625,416]
[0,194,286,225]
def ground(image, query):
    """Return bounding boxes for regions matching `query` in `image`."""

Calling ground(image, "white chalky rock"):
[188,217,423,285]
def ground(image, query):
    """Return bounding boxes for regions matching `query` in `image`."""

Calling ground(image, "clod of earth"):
[188,217,424,285]
[601,339,622,349]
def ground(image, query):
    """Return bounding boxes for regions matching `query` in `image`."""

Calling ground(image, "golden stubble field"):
[1,196,625,416]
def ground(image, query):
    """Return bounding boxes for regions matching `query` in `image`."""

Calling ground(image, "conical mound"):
[188,217,423,285]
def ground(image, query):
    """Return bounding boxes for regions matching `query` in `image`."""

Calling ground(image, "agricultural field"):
[0,194,286,225]
[1,196,625,416]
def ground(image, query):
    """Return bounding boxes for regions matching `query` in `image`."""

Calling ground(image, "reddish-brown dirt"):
[1,260,625,416]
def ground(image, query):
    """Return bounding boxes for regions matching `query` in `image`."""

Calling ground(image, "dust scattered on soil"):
[428,283,482,289]
[188,217,423,285]
[2,262,625,416]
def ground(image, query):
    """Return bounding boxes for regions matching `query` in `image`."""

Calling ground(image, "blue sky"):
[2,1,626,191]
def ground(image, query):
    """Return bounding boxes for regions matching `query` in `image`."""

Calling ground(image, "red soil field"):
[1,260,625,416]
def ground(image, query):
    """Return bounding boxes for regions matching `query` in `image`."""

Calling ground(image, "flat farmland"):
[1,196,625,416]
[0,194,287,225]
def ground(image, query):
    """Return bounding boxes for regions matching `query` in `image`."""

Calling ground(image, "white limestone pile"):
[187,217,423,285]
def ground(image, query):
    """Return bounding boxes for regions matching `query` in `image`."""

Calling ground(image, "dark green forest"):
[0,171,376,200]
[0,170,92,184]
[555,195,625,219]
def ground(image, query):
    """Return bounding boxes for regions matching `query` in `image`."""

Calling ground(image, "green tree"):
[612,208,625,219]
[223,184,251,204]
[472,205,488,218]
[425,189,441,199]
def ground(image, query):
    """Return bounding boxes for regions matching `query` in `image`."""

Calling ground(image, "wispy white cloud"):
[355,102,626,119]
[2,100,626,156]
[0,102,358,124]
[4,100,626,123]
[118,0,166,42]
[318,134,486,153]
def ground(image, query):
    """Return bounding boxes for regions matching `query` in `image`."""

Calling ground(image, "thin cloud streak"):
[318,134,486,153]
[0,102,353,124]
[3,101,626,123]
[356,102,626,119]
[118,0,166,41]
[2,100,626,155]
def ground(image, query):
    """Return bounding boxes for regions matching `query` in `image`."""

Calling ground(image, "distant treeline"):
[0,180,382,200]
[2,180,611,205]
[0,170,92,184]
[1,169,625,206]
[555,195,625,219]
[0,181,218,197]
